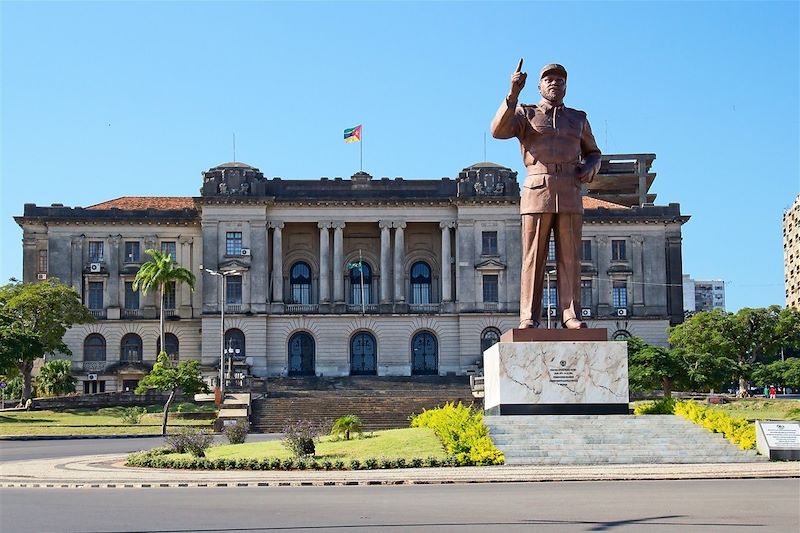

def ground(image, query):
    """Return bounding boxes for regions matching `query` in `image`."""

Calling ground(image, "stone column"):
[393,221,406,302]
[250,221,267,313]
[201,221,218,312]
[271,222,284,303]
[318,222,331,304]
[107,235,121,318]
[440,221,454,302]
[70,235,84,293]
[596,235,611,315]
[179,237,194,316]
[631,235,645,311]
[22,234,37,283]
[332,221,345,303]
[379,220,392,304]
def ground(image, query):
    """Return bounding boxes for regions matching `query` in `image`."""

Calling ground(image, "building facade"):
[682,275,726,313]
[785,194,800,310]
[15,155,689,393]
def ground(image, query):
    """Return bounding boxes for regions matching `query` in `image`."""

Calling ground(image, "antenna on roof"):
[232,133,236,162]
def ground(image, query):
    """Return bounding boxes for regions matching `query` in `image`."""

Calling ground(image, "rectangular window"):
[226,232,243,256]
[612,239,627,261]
[481,231,498,255]
[125,242,140,263]
[87,282,104,310]
[482,275,499,303]
[581,240,592,261]
[164,281,176,310]
[547,239,556,262]
[88,241,104,262]
[613,281,628,308]
[226,275,242,305]
[581,279,593,307]
[541,281,558,313]
[124,282,139,310]
[38,250,48,273]
[160,241,177,259]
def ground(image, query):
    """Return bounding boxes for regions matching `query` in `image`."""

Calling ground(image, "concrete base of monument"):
[483,333,629,416]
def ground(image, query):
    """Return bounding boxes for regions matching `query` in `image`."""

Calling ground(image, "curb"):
[0,434,167,441]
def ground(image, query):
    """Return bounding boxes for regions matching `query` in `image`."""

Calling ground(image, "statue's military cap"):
[540,63,567,80]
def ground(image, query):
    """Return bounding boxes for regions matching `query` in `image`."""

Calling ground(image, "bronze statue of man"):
[491,60,601,329]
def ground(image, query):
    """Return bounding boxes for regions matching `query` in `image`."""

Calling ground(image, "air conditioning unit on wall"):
[89,263,101,273]
[617,308,628,317]
[37,273,47,280]
[581,308,591,318]
[241,248,251,256]
[548,308,557,317]
[87,373,98,381]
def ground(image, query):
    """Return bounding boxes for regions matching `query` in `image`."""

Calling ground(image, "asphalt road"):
[0,434,281,462]
[1,478,798,533]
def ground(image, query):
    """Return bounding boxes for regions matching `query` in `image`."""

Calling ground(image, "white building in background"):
[683,274,725,313]
[785,194,800,310]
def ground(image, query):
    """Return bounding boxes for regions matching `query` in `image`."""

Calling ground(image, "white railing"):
[89,309,107,319]
[483,302,499,312]
[346,304,379,314]
[122,309,142,319]
[226,304,243,314]
[80,360,108,372]
[285,304,319,314]
[164,308,177,317]
[409,303,440,314]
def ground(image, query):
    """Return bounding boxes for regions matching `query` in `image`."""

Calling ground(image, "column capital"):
[631,235,645,245]
[439,220,457,229]
[597,235,609,245]
[392,221,407,229]
[379,220,393,230]
[22,236,37,247]
[71,235,85,245]
[317,221,333,229]
[269,221,285,230]
[332,221,346,230]
[179,236,194,245]
[110,234,122,245]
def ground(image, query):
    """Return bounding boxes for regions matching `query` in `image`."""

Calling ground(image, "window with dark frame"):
[612,280,628,308]
[541,281,557,313]
[290,262,312,304]
[481,231,498,255]
[226,232,243,256]
[226,276,242,305]
[349,262,372,305]
[482,274,499,303]
[87,282,103,310]
[88,241,104,262]
[612,239,627,261]
[38,250,48,273]
[581,279,593,307]
[581,240,592,261]
[125,241,140,263]
[164,281,176,310]
[481,328,501,353]
[124,282,139,310]
[547,239,556,261]
[160,241,177,259]
[410,262,432,304]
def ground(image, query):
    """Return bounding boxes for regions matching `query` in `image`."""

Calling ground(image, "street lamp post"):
[203,267,238,399]
[546,269,556,329]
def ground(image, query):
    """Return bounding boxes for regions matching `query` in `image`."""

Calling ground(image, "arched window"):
[224,329,245,359]
[410,261,432,304]
[290,262,312,304]
[120,333,143,362]
[156,333,180,360]
[411,331,438,375]
[481,327,501,353]
[350,332,377,375]
[612,329,632,340]
[349,262,372,305]
[84,334,106,361]
[288,332,315,376]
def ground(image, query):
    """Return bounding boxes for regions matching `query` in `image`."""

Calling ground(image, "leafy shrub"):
[118,406,148,425]
[334,460,345,470]
[282,420,321,458]
[222,419,249,444]
[349,459,361,470]
[37,360,77,396]
[166,427,213,457]
[322,459,333,470]
[364,458,378,470]
[280,458,295,470]
[410,457,423,468]
[379,457,394,469]
[410,402,504,465]
[674,400,756,450]
[330,414,364,441]
[634,398,676,415]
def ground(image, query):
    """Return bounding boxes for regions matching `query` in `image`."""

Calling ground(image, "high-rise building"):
[683,275,725,313]
[785,194,800,309]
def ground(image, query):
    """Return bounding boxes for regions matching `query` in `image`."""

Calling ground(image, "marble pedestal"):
[483,336,629,415]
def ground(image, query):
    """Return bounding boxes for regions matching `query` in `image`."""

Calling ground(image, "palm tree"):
[133,249,196,357]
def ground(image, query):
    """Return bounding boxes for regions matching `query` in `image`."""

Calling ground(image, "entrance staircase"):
[251,376,477,433]
[486,414,766,465]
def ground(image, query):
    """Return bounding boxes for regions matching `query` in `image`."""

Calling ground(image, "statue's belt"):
[526,161,580,175]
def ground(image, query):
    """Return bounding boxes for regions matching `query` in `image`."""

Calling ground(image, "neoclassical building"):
[15,154,689,393]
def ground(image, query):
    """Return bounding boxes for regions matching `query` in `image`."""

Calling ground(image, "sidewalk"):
[2,454,798,489]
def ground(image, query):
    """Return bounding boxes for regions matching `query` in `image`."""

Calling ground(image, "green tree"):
[330,414,364,440]
[37,359,77,396]
[669,306,800,395]
[133,249,196,357]
[626,337,686,397]
[0,280,93,402]
[135,352,209,435]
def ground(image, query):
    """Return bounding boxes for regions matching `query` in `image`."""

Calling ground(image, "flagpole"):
[359,249,366,314]
[360,125,363,172]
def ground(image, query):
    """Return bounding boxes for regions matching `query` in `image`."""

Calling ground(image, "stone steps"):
[486,415,766,465]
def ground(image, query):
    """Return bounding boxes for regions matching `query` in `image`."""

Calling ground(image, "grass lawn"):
[162,428,447,462]
[709,399,800,421]
[0,404,215,436]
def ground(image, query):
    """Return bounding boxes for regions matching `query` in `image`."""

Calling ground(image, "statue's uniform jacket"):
[491,95,601,327]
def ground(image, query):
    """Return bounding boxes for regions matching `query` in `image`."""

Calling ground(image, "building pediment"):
[219,258,251,271]
[475,258,507,271]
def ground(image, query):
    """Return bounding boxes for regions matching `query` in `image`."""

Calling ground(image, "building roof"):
[583,196,629,209]
[86,197,196,210]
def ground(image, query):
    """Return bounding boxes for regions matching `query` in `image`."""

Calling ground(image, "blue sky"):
[2,1,798,311]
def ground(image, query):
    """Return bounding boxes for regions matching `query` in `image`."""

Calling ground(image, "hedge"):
[409,402,504,465]
[673,400,757,450]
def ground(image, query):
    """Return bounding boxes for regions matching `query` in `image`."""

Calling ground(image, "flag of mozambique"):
[343,125,362,143]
